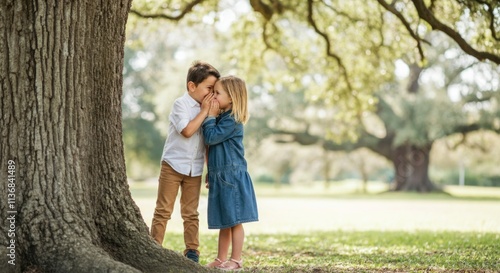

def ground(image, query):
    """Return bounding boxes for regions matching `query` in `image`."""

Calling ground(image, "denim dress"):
[202,111,259,229]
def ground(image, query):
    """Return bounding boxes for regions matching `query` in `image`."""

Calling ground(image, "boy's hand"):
[201,93,214,116]
[181,93,215,138]
[208,100,220,117]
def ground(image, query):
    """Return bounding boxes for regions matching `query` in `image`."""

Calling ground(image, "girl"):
[202,76,259,271]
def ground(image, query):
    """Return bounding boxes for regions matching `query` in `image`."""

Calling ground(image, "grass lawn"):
[131,180,500,272]
[164,230,499,272]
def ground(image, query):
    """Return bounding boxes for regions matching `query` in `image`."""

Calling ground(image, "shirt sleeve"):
[169,99,190,134]
[202,115,237,146]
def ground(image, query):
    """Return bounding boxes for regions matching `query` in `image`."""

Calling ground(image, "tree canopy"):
[126,0,499,190]
[129,0,499,137]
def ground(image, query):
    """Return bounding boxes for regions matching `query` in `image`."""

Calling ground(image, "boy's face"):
[188,75,217,103]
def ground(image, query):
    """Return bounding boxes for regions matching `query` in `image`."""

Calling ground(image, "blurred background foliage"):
[122,0,500,191]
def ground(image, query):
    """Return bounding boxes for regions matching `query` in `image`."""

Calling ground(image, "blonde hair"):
[218,75,249,124]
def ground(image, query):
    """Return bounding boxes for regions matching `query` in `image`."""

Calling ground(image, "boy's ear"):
[187,81,196,92]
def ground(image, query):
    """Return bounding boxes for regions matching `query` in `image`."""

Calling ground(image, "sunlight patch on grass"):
[445,185,500,198]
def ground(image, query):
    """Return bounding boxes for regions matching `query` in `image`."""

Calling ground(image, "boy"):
[151,61,220,263]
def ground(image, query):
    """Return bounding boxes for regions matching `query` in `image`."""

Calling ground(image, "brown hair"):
[186,60,220,90]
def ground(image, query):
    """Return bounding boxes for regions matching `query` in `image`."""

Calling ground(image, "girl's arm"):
[202,114,237,146]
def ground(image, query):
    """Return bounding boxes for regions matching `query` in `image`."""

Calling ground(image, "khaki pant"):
[151,161,201,254]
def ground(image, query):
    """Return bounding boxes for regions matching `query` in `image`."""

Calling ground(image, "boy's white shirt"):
[162,92,205,176]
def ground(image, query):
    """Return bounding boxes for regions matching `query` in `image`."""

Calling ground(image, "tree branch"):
[411,0,500,64]
[470,0,499,41]
[262,21,277,51]
[443,62,478,88]
[306,0,353,91]
[249,0,284,20]
[376,0,430,62]
[453,123,481,135]
[273,124,394,161]
[322,1,363,23]
[250,0,274,20]
[129,0,205,21]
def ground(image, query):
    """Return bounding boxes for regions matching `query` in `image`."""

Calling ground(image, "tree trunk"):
[391,143,438,192]
[322,148,331,189]
[0,1,211,272]
[359,160,368,194]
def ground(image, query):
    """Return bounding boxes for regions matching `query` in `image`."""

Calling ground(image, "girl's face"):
[213,81,232,111]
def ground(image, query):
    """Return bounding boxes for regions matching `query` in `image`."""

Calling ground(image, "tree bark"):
[0,1,211,272]
[391,143,438,192]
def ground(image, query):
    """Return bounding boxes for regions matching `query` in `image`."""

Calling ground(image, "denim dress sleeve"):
[202,113,237,146]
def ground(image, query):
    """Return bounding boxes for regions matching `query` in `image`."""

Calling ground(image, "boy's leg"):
[150,161,182,245]
[180,175,202,254]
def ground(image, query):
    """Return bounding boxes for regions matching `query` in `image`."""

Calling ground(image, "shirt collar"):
[183,92,200,107]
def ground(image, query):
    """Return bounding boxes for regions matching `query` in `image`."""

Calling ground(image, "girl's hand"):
[208,100,220,117]
[201,93,214,116]
[205,174,209,189]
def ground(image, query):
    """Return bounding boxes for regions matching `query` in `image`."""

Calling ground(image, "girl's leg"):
[217,227,232,260]
[216,224,245,270]
[230,224,244,261]
[207,227,232,267]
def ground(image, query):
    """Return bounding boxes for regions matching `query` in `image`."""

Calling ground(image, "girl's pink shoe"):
[216,258,243,271]
[206,258,225,268]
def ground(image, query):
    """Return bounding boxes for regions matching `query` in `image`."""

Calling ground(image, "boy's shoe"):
[185,249,199,263]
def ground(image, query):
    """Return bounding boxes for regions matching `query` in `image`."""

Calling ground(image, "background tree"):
[268,33,500,192]
[129,0,499,191]
[122,41,168,179]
